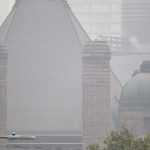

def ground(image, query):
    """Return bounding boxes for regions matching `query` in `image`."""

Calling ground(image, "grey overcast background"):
[0,0,15,25]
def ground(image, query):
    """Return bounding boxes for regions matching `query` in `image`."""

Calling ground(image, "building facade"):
[0,43,7,150]
[122,0,150,52]
[119,61,150,135]
[82,41,111,149]
[0,0,111,149]
[68,0,122,39]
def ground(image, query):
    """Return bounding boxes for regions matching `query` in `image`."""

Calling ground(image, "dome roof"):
[120,60,150,102]
[120,73,150,101]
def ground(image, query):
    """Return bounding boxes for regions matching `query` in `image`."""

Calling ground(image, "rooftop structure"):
[0,0,89,134]
[120,60,150,102]
[118,61,150,135]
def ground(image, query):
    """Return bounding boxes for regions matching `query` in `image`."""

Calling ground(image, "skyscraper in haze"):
[122,0,150,52]
[1,1,150,150]
[68,0,121,39]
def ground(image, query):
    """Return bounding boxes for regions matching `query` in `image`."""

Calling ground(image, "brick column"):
[0,43,8,150]
[82,41,111,149]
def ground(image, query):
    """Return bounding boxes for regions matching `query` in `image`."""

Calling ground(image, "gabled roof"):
[0,0,90,133]
[0,0,90,44]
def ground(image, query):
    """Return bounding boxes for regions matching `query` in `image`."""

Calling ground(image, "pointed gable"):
[0,0,90,133]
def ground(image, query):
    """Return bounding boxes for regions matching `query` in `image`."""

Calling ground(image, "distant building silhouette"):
[0,1,150,150]
[122,0,150,52]
[68,0,121,39]
[118,61,150,135]
[0,0,111,149]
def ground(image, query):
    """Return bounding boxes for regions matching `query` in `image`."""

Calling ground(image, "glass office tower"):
[122,0,150,52]
[68,0,122,39]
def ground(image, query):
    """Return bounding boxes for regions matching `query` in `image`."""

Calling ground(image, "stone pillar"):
[0,43,8,150]
[82,41,111,149]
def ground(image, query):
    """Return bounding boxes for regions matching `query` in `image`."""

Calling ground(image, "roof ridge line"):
[63,1,82,47]
[4,4,18,42]
[63,0,90,47]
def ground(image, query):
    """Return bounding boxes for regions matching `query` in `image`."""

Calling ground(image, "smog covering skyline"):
[0,0,150,149]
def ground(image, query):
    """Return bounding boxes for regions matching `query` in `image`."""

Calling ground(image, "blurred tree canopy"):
[87,126,150,150]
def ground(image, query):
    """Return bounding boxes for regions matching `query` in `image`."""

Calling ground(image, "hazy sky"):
[0,0,15,25]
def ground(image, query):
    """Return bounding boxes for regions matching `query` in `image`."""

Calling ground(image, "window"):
[111,14,121,23]
[111,24,121,33]
[91,4,109,13]
[91,14,110,23]
[110,4,121,13]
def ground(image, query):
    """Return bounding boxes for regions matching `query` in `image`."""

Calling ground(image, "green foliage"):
[87,143,99,150]
[103,126,150,150]
[87,126,150,150]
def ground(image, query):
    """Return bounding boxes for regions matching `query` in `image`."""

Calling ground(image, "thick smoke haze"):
[0,0,150,150]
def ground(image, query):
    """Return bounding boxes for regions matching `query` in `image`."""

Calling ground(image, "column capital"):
[82,41,111,61]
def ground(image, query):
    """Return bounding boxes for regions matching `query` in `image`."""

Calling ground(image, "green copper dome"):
[120,60,150,102]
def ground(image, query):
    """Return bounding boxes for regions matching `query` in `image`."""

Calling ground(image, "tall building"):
[0,0,111,149]
[1,0,150,150]
[67,0,122,39]
[122,0,150,52]
[0,0,89,134]
[67,0,150,53]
